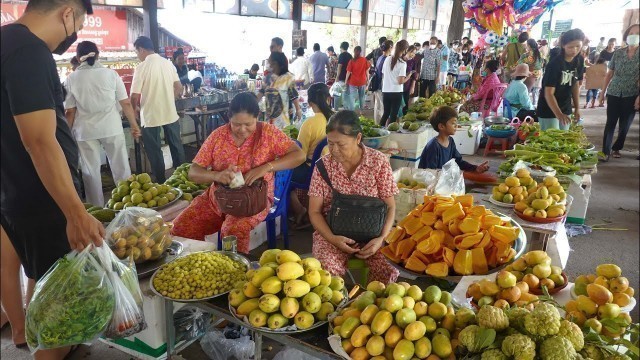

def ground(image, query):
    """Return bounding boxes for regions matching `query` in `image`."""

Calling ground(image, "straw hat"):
[512,63,531,77]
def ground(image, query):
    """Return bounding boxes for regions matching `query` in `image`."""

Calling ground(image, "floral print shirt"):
[263,72,299,129]
[607,47,639,98]
[518,52,544,78]
[327,55,339,83]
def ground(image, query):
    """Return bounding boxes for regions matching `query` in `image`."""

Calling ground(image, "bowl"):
[529,272,569,295]
[485,126,516,138]
[362,128,390,149]
[484,116,511,127]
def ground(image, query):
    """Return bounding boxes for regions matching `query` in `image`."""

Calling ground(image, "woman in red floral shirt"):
[171,93,305,253]
[308,111,399,283]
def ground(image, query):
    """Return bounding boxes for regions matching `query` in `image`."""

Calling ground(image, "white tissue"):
[229,171,245,189]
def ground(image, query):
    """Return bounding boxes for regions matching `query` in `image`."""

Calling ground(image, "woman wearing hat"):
[504,63,536,119]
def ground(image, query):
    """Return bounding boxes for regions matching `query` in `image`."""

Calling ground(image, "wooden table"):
[184,103,229,147]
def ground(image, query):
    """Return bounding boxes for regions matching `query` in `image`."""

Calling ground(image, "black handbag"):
[316,160,387,243]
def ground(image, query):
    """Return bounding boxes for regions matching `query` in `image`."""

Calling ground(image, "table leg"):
[165,299,175,360]
[134,140,142,174]
[253,331,262,360]
[192,117,202,147]
[200,114,208,144]
[528,232,549,251]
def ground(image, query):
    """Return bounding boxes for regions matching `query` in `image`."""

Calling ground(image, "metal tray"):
[385,212,527,283]
[136,240,184,279]
[150,251,250,302]
[228,287,349,335]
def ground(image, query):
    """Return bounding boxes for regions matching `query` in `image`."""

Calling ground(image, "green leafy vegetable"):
[282,125,299,140]
[359,116,383,138]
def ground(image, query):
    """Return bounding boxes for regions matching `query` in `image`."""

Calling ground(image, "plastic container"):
[362,128,391,149]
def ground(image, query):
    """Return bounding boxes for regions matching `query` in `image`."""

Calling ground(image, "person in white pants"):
[65,41,141,206]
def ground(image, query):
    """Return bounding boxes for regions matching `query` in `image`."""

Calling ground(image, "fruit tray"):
[150,251,250,302]
[228,287,349,334]
[528,272,569,295]
[488,196,515,208]
[137,240,183,279]
[386,213,527,282]
[514,209,566,224]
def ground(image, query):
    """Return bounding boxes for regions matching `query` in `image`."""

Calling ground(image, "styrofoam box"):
[451,123,482,155]
[567,174,591,224]
[390,151,421,171]
[204,216,281,251]
[389,126,437,155]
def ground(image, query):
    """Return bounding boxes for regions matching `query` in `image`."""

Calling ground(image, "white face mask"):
[627,35,640,46]
[430,44,436,49]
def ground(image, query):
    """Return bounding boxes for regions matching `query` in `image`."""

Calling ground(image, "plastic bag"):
[174,306,211,343]
[434,159,465,196]
[329,81,345,97]
[106,207,172,264]
[200,328,254,360]
[273,347,322,360]
[96,247,147,339]
[26,245,115,352]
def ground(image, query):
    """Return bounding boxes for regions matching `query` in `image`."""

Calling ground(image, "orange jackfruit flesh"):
[458,217,481,234]
[489,225,519,244]
[397,239,417,260]
[442,202,465,224]
[425,262,450,277]
[481,215,502,230]
[471,247,489,275]
[475,231,492,249]
[405,255,427,273]
[385,226,406,244]
[420,212,438,227]
[381,246,401,263]
[454,194,474,208]
[448,219,463,237]
[411,225,433,243]
[454,232,484,250]
[453,250,474,275]
[404,216,424,236]
[443,247,456,267]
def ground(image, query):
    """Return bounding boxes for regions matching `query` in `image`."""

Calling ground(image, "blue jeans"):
[345,85,366,111]
[539,117,571,131]
[586,89,599,104]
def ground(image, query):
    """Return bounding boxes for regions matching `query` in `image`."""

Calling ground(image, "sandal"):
[613,151,621,158]
[599,155,610,163]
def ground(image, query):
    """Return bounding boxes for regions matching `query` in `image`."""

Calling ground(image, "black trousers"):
[381,92,403,125]
[142,121,186,183]
[602,95,637,155]
[420,79,437,99]
[402,91,411,115]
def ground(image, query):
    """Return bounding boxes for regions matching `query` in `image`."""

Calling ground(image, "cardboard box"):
[388,127,437,155]
[566,174,591,224]
[451,123,482,155]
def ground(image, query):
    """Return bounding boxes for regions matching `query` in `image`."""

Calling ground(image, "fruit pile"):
[83,203,117,223]
[164,163,209,200]
[388,121,421,132]
[433,88,464,106]
[152,252,247,300]
[381,195,521,277]
[512,174,568,219]
[106,173,181,210]
[491,168,537,205]
[229,250,346,331]
[504,250,566,294]
[567,264,635,338]
[467,272,540,310]
[331,282,465,359]
[396,179,427,190]
[106,208,173,263]
[406,97,436,121]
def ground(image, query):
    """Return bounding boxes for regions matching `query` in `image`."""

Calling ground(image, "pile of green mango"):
[165,163,209,200]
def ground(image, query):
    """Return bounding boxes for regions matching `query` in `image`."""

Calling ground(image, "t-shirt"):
[131,53,180,127]
[382,57,407,93]
[439,45,450,73]
[175,64,189,85]
[1,24,80,216]
[188,69,203,81]
[297,112,328,159]
[418,137,476,171]
[337,52,353,82]
[537,55,584,118]
[309,51,330,84]
[65,63,128,141]
[598,49,614,62]
[346,56,369,87]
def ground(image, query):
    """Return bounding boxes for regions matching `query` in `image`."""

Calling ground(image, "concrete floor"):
[2,101,638,360]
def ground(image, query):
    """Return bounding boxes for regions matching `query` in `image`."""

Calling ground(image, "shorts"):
[1,209,70,280]
[292,162,311,184]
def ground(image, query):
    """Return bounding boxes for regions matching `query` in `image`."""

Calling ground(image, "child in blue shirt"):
[418,106,489,172]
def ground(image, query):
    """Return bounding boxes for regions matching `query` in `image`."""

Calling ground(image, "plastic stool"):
[484,136,510,156]
[346,258,369,287]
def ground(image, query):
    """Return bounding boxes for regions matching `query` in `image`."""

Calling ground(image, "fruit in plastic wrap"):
[107,207,173,263]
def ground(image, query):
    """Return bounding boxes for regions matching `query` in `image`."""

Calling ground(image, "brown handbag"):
[213,123,269,217]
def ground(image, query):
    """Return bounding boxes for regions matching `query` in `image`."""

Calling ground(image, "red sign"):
[1,4,129,52]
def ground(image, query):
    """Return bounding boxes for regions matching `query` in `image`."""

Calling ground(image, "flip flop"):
[599,155,610,163]
[613,152,621,158]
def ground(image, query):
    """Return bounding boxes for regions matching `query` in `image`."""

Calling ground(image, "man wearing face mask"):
[1,0,105,358]
[419,38,441,98]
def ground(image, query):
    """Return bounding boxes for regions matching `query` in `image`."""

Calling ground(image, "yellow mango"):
[458,217,481,234]
[442,202,465,224]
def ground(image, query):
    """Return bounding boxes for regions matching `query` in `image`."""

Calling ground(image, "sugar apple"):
[481,349,508,360]
[524,302,561,337]
[580,344,605,360]
[540,336,577,360]
[606,354,632,360]
[459,325,495,353]
[558,319,585,351]
[506,306,530,333]
[501,333,536,360]
[478,305,509,331]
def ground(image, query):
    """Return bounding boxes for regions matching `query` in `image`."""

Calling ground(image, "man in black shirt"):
[173,47,190,85]
[366,36,387,70]
[336,41,352,83]
[1,3,104,356]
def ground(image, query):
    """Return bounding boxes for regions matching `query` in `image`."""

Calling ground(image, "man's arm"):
[336,64,343,81]
[173,81,182,99]
[14,110,104,250]
[65,108,76,129]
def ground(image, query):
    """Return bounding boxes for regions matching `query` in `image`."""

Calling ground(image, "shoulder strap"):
[315,159,334,190]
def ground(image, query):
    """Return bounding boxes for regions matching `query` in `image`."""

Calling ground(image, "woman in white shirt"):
[65,41,141,206]
[381,40,415,126]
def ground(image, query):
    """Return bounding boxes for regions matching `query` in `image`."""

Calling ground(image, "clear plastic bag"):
[96,247,147,339]
[273,347,322,360]
[26,245,115,352]
[174,306,211,343]
[106,207,172,264]
[200,328,254,360]
[434,159,465,196]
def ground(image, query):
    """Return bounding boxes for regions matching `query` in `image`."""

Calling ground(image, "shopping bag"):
[434,159,465,196]
[26,245,115,352]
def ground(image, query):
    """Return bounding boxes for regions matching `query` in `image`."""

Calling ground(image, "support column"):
[402,0,409,40]
[292,0,302,30]
[432,0,439,37]
[143,0,159,52]
[360,0,370,50]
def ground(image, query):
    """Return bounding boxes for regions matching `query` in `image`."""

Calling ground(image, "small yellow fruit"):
[613,292,631,307]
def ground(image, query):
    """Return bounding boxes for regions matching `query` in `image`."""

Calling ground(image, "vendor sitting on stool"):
[171,93,306,253]
[504,63,537,120]
[418,106,489,172]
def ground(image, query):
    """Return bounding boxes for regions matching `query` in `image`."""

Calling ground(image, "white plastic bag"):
[200,329,254,360]
[273,347,322,360]
[329,81,345,97]
[434,159,465,196]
